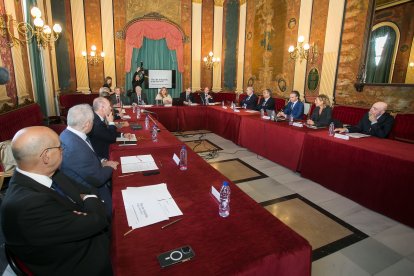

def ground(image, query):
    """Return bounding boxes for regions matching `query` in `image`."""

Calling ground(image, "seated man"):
[240,86,258,109]
[335,101,394,138]
[130,85,148,105]
[277,90,304,119]
[60,104,119,216]
[99,87,110,97]
[1,126,112,275]
[180,87,195,105]
[200,87,214,105]
[256,88,275,112]
[110,87,130,106]
[88,97,132,159]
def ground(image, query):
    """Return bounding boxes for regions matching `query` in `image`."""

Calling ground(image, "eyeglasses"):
[39,145,64,157]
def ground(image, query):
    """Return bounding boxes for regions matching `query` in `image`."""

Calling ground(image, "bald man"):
[0,126,112,275]
[335,101,394,138]
[240,86,258,109]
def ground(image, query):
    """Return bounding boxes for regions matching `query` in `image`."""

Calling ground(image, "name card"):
[334,133,349,140]
[211,186,220,203]
[262,116,270,120]
[233,109,240,113]
[172,154,180,165]
[292,122,303,127]
[222,106,228,109]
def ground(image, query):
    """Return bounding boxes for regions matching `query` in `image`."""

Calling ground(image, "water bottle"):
[179,146,187,171]
[219,181,231,218]
[136,106,141,119]
[222,100,224,107]
[289,115,294,125]
[329,122,335,136]
[145,115,150,129]
[260,109,264,117]
[151,125,158,142]
[132,104,136,114]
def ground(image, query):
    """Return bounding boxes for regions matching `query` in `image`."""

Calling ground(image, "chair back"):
[5,245,33,276]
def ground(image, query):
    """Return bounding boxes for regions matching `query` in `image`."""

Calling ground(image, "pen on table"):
[119,173,135,178]
[161,218,182,229]
[124,228,135,236]
[159,160,163,167]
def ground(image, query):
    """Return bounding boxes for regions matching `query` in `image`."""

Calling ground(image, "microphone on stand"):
[141,109,159,120]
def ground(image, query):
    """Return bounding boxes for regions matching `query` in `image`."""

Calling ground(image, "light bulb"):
[91,45,97,51]
[203,57,207,62]
[410,62,414,68]
[216,57,220,62]
[53,24,62,33]
[298,36,305,43]
[43,25,52,34]
[90,51,96,57]
[82,51,87,57]
[212,57,216,62]
[303,43,310,50]
[100,52,105,57]
[33,17,44,27]
[288,45,295,53]
[209,51,213,57]
[31,7,41,18]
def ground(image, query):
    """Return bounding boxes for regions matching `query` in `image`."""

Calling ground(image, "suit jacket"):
[310,106,332,127]
[110,94,130,106]
[132,70,145,90]
[256,97,275,111]
[0,171,112,276]
[200,93,214,105]
[240,94,258,110]
[348,112,394,138]
[88,113,119,159]
[283,101,304,119]
[60,129,113,215]
[130,92,148,105]
[180,92,195,103]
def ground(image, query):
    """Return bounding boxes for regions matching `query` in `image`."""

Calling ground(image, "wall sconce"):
[82,45,105,66]
[203,51,220,70]
[0,6,62,48]
[288,35,319,64]
[409,62,414,68]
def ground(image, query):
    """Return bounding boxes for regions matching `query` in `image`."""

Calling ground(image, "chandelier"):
[82,45,105,66]
[203,51,220,70]
[0,6,62,48]
[288,36,319,64]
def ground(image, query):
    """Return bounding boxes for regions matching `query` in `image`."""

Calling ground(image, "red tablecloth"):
[110,146,311,275]
[206,106,258,143]
[301,131,414,227]
[177,106,208,131]
[145,106,179,132]
[239,117,321,171]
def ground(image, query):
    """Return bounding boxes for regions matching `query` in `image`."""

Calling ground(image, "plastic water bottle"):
[289,115,294,125]
[145,115,150,129]
[219,181,231,218]
[179,146,187,171]
[136,106,141,119]
[222,100,224,107]
[132,105,136,114]
[329,122,335,136]
[151,125,158,142]
[260,109,264,118]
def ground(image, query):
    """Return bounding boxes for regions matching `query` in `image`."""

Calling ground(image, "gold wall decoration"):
[214,0,225,7]
[126,0,181,25]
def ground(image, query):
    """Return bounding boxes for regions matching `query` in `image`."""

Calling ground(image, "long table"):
[301,131,414,227]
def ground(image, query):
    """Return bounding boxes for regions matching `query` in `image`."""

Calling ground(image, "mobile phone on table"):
[157,245,195,268]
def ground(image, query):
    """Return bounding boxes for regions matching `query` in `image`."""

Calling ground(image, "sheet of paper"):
[245,110,259,113]
[211,186,220,202]
[120,155,159,173]
[346,133,371,138]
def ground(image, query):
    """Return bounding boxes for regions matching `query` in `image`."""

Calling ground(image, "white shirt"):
[66,126,94,151]
[16,167,52,188]
[97,113,115,126]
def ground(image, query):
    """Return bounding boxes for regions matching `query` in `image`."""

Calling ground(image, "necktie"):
[85,137,95,152]
[138,96,141,103]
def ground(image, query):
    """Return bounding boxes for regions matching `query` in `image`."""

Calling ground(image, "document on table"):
[346,133,371,138]
[122,183,183,229]
[120,154,159,173]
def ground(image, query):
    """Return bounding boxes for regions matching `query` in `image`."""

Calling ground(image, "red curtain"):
[124,20,184,73]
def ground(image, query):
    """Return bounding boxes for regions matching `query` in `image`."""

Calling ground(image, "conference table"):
[301,131,414,228]
[109,112,312,275]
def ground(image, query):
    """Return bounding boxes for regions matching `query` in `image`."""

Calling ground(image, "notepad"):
[120,154,159,173]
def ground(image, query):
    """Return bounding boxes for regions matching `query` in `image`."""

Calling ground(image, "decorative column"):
[212,0,224,92]
[191,0,202,91]
[236,0,246,93]
[100,0,117,87]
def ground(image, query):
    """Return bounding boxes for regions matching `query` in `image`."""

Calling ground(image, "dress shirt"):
[66,126,95,152]
[16,167,52,188]
[97,114,115,126]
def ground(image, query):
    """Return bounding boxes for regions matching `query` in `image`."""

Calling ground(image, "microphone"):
[0,67,10,85]
[141,109,159,120]
[146,114,161,132]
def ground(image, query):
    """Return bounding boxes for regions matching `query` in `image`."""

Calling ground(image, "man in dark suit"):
[180,87,195,105]
[277,90,304,119]
[130,85,148,105]
[110,87,130,106]
[335,102,394,138]
[1,126,112,276]
[256,88,275,112]
[60,104,119,216]
[88,97,132,159]
[240,86,258,109]
[200,87,214,105]
[132,66,145,91]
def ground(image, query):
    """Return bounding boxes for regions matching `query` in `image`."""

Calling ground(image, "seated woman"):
[306,94,332,127]
[155,87,173,105]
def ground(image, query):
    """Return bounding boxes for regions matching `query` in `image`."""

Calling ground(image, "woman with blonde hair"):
[155,87,173,105]
[307,94,332,127]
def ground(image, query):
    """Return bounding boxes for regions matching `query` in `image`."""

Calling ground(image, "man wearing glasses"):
[0,126,112,275]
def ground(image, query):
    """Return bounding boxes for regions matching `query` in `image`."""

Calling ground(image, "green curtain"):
[125,38,182,104]
[366,26,396,83]
[24,0,48,115]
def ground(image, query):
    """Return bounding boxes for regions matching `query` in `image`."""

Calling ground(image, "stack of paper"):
[122,183,183,229]
[120,154,159,173]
